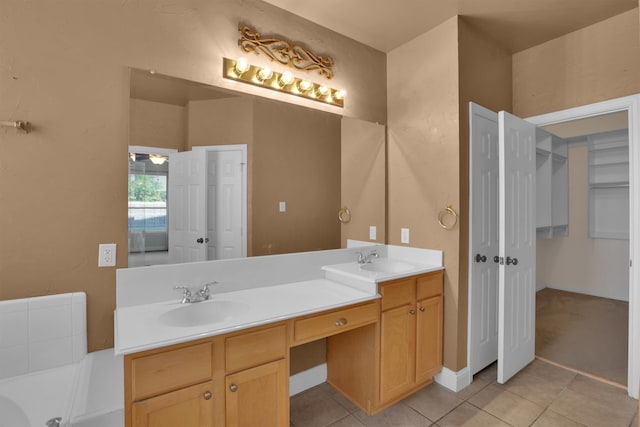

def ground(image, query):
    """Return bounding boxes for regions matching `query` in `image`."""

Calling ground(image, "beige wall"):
[252,97,341,255]
[537,146,630,301]
[387,17,463,369]
[513,9,640,117]
[130,99,187,150]
[0,0,385,352]
[340,117,386,246]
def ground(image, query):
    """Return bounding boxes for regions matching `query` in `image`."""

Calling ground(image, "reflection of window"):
[128,153,169,253]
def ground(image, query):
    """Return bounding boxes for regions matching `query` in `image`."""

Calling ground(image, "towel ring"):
[438,204,458,230]
[338,206,351,224]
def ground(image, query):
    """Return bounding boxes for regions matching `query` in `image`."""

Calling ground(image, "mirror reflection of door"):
[128,146,176,267]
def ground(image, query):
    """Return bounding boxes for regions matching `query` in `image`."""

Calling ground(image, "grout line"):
[534,355,627,391]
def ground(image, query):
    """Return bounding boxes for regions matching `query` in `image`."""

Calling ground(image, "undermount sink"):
[159,300,250,327]
[359,260,416,274]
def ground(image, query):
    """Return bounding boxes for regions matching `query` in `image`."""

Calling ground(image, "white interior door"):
[497,111,537,383]
[468,103,500,376]
[168,150,207,264]
[207,150,244,260]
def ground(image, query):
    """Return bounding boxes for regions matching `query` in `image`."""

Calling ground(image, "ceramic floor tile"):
[531,409,586,427]
[353,403,431,426]
[290,385,350,427]
[474,362,498,383]
[566,375,636,416]
[437,402,511,427]
[548,388,634,427]
[468,383,545,427]
[327,415,366,427]
[403,383,464,422]
[455,376,491,401]
[498,370,566,406]
[522,359,576,387]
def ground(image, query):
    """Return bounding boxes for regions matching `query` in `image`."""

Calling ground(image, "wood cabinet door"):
[379,304,415,403]
[132,381,214,427]
[225,359,288,427]
[415,296,443,383]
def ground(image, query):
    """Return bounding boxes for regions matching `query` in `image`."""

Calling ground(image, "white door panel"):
[469,103,500,376]
[168,150,207,264]
[498,111,536,384]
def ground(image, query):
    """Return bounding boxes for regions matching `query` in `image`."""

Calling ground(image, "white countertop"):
[114,279,378,355]
[322,259,443,285]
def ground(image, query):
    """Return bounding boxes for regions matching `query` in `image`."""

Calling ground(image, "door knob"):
[203,391,212,400]
[419,306,425,312]
[335,318,347,327]
[494,256,500,264]
[506,256,519,266]
[229,383,238,392]
[409,309,416,315]
[475,254,487,263]
[196,237,204,244]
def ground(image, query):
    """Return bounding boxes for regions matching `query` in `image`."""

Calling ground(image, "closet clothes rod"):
[0,120,31,133]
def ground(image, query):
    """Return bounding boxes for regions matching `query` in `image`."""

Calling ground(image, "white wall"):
[537,145,629,301]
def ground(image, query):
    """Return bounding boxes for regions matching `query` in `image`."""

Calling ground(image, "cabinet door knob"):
[419,306,425,312]
[229,383,238,392]
[335,317,347,327]
[203,391,212,400]
[409,309,416,315]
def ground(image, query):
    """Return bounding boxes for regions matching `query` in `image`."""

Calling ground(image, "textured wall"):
[513,9,640,117]
[0,0,385,351]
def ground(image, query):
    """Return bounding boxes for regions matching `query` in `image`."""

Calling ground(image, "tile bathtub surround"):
[0,292,87,379]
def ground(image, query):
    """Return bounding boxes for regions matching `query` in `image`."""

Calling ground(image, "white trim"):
[435,367,471,392]
[527,94,639,399]
[289,363,327,396]
[542,283,628,302]
[128,145,178,156]
[192,144,248,258]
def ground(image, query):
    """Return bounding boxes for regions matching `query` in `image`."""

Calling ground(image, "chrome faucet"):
[357,250,379,264]
[174,282,217,303]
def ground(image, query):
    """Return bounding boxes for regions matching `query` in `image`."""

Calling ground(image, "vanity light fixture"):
[222,57,344,108]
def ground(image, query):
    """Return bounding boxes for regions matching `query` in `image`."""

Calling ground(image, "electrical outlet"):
[369,226,377,240]
[279,201,286,212]
[98,243,116,267]
[401,228,410,244]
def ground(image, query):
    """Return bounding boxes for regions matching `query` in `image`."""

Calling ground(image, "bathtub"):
[0,349,123,427]
[0,293,123,427]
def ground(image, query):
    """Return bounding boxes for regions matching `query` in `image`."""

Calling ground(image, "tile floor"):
[290,359,638,427]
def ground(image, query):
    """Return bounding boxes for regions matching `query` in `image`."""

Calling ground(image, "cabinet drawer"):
[416,271,443,300]
[131,342,212,401]
[226,325,287,373]
[293,301,378,345]
[380,278,414,311]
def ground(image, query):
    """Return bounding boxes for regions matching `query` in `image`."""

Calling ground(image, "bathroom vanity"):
[115,246,443,427]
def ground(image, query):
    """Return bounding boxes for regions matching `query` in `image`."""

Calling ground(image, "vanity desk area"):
[115,245,444,427]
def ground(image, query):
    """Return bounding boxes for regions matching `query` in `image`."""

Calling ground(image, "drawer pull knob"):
[203,391,212,400]
[335,317,347,327]
[409,309,416,315]
[419,306,425,312]
[229,383,238,392]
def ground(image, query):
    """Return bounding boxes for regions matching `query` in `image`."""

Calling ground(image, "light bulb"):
[256,67,273,82]
[297,80,313,93]
[334,89,346,100]
[234,58,250,75]
[278,71,294,87]
[317,85,330,97]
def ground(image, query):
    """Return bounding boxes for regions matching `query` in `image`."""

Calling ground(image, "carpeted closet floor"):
[536,288,628,386]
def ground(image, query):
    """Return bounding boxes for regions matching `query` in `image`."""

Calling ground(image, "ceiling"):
[263,0,638,53]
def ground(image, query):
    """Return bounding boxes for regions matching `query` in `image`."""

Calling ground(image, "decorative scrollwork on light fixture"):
[238,26,335,79]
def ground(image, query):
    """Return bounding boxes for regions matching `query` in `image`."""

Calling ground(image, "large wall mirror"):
[128,68,386,267]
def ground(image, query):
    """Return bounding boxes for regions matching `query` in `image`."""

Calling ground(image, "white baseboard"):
[289,363,327,396]
[434,366,471,392]
[536,283,547,292]
[545,284,628,302]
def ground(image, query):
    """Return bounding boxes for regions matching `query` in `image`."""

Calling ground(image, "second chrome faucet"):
[174,282,218,303]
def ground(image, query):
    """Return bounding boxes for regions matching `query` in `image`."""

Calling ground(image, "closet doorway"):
[467,95,640,398]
